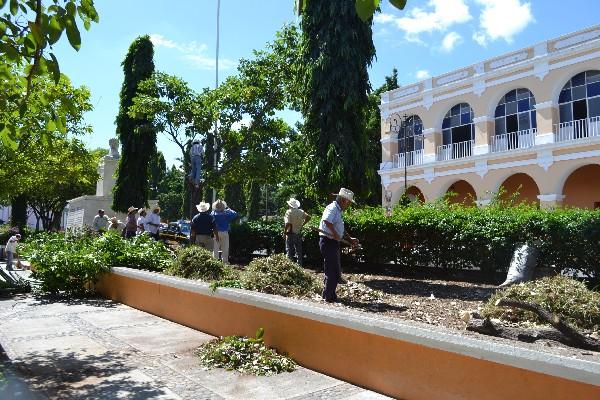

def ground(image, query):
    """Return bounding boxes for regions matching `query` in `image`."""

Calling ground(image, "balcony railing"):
[554,116,600,143]
[491,128,536,153]
[393,149,424,168]
[436,140,474,161]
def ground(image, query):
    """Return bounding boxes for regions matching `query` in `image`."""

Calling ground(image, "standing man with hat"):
[191,202,218,249]
[318,188,359,303]
[145,205,162,240]
[188,139,204,189]
[283,198,310,266]
[137,209,147,235]
[124,206,139,238]
[92,209,109,234]
[211,200,238,264]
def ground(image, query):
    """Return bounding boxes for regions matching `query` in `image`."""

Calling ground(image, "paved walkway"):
[0,284,391,399]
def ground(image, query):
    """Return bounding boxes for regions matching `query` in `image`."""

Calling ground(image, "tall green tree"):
[364,68,399,205]
[299,0,376,201]
[148,150,166,199]
[156,165,184,222]
[112,35,156,212]
[0,0,99,146]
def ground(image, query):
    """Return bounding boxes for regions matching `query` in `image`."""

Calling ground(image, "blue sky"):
[54,0,600,167]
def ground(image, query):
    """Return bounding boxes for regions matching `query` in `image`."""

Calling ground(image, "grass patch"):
[196,328,296,375]
[482,276,600,331]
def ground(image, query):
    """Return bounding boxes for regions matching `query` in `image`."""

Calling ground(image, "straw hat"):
[212,199,227,211]
[287,198,300,209]
[152,205,161,212]
[110,217,118,223]
[127,206,138,213]
[332,188,355,203]
[196,202,210,212]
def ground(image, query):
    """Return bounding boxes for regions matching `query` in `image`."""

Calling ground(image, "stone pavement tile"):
[79,307,162,329]
[289,382,393,400]
[107,319,213,356]
[164,354,342,400]
[24,299,127,316]
[0,362,46,400]
[4,334,108,362]
[64,368,182,400]
[0,316,75,339]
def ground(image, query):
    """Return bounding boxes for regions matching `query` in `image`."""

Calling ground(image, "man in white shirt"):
[5,234,21,271]
[284,198,310,266]
[145,206,161,240]
[137,209,147,235]
[188,139,204,188]
[92,209,109,233]
[319,188,359,303]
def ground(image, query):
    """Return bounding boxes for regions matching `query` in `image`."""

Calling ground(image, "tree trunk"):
[10,194,28,232]
[246,181,261,220]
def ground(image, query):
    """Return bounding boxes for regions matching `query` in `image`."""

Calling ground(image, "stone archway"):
[446,180,476,206]
[406,186,425,203]
[499,173,540,205]
[562,164,600,208]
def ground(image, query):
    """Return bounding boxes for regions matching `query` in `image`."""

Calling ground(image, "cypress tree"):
[300,0,375,201]
[112,35,156,212]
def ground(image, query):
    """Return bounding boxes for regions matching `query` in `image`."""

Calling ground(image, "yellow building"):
[379,25,600,209]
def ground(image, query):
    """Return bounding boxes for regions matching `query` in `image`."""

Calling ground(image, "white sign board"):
[65,209,85,230]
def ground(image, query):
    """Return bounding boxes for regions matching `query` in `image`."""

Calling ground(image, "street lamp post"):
[212,0,221,204]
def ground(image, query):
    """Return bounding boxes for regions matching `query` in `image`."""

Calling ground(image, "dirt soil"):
[302,268,600,362]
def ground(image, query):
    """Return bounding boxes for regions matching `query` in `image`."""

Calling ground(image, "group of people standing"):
[190,199,238,264]
[92,206,161,239]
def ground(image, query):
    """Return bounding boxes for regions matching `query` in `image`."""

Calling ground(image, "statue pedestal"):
[65,142,158,230]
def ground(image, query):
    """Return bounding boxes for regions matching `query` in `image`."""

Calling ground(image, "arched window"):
[398,115,424,153]
[557,70,600,141]
[394,115,423,167]
[492,88,537,152]
[439,103,474,160]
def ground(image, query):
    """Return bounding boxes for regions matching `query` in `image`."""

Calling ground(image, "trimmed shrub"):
[241,254,317,297]
[168,246,227,281]
[228,204,600,278]
[94,231,174,272]
[482,276,600,331]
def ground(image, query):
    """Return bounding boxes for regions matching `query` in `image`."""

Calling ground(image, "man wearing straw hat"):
[124,206,139,238]
[191,201,218,249]
[145,205,162,240]
[284,198,310,266]
[211,199,238,264]
[318,188,359,303]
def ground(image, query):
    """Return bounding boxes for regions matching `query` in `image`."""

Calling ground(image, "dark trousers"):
[286,233,303,266]
[319,236,340,302]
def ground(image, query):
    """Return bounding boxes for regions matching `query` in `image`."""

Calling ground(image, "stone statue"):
[108,138,120,159]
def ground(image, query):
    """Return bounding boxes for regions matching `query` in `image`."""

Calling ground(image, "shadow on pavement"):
[7,348,171,399]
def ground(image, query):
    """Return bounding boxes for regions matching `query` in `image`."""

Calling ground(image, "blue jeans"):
[319,237,340,302]
[189,155,202,185]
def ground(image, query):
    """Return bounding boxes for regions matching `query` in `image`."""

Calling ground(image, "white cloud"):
[416,70,431,80]
[375,0,471,42]
[149,33,235,71]
[441,32,462,52]
[472,0,534,46]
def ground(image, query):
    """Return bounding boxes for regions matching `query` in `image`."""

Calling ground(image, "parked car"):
[159,220,191,245]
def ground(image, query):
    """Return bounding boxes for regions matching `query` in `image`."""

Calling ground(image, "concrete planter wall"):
[97,268,600,400]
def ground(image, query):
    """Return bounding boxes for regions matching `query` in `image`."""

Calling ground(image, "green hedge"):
[229,204,600,277]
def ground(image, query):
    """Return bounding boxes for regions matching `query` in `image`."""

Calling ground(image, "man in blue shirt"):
[211,200,238,264]
[319,188,359,303]
[191,202,218,249]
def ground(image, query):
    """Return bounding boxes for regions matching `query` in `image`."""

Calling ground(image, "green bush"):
[167,246,227,281]
[22,232,110,296]
[196,328,296,375]
[229,204,600,277]
[482,276,600,331]
[94,232,174,272]
[21,231,175,297]
[241,254,317,297]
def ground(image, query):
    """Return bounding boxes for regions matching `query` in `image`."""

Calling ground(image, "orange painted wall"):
[97,273,600,400]
[563,164,600,208]
[446,180,476,205]
[500,173,540,205]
